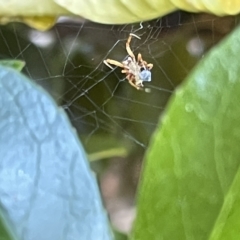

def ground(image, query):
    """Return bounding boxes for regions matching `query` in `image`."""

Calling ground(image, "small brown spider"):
[104,33,153,90]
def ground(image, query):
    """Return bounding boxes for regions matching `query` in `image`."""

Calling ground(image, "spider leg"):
[138,56,153,70]
[147,63,153,70]
[103,60,114,69]
[130,33,141,39]
[138,54,148,69]
[128,79,140,90]
[126,35,136,61]
[104,59,125,69]
[137,53,143,63]
[127,75,142,90]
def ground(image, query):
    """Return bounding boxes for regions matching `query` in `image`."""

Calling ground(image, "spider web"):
[0,11,237,234]
[0,12,236,150]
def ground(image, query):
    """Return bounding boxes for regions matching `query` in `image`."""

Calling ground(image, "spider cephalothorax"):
[104,33,153,90]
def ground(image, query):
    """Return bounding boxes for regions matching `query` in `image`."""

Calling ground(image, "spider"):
[104,33,153,90]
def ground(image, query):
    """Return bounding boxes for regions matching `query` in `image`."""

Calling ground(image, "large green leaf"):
[54,0,175,24]
[1,0,240,26]
[0,66,112,240]
[0,212,16,240]
[132,25,240,239]
[54,0,240,24]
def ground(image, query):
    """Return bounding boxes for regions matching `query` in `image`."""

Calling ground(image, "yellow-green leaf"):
[1,0,240,26]
[0,0,69,30]
[171,0,240,15]
[54,0,240,24]
[132,25,240,239]
[0,60,25,71]
[54,0,175,24]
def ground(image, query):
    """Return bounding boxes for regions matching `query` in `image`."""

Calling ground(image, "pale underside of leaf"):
[0,66,112,240]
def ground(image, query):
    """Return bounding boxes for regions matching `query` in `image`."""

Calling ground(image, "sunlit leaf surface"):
[0,66,112,240]
[132,25,240,239]
[172,0,240,15]
[55,0,175,23]
[55,0,240,24]
[1,0,240,26]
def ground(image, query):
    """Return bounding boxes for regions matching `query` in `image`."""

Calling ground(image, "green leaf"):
[132,26,240,239]
[0,212,16,240]
[170,0,240,15]
[54,0,240,24]
[0,60,25,71]
[54,0,175,24]
[82,134,133,161]
[0,66,112,240]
